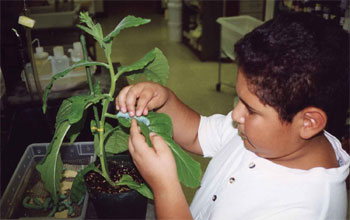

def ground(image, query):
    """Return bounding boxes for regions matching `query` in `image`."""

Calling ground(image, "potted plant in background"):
[20,12,202,219]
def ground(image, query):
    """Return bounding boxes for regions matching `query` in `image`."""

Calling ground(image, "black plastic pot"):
[86,154,148,219]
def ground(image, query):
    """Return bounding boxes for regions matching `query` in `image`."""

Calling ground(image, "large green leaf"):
[148,112,201,188]
[104,16,150,43]
[68,96,89,124]
[127,48,169,85]
[142,48,169,85]
[92,122,130,155]
[117,175,153,200]
[138,122,153,148]
[55,99,72,129]
[117,49,156,76]
[116,111,201,188]
[36,121,71,204]
[104,126,129,154]
[70,163,100,203]
[42,61,109,113]
[66,111,87,144]
[162,136,201,188]
[55,95,111,128]
[146,111,173,138]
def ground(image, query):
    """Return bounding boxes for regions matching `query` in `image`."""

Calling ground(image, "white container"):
[168,21,182,42]
[50,46,70,74]
[69,42,84,63]
[0,142,93,219]
[168,1,182,24]
[217,15,263,60]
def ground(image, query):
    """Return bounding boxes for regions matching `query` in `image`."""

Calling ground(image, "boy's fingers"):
[130,119,141,138]
[129,120,151,155]
[125,89,139,117]
[149,132,169,154]
[115,85,132,112]
[125,85,151,117]
[128,136,135,154]
[135,88,154,116]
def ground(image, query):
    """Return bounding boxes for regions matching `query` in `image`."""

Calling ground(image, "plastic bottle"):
[34,46,51,75]
[69,42,84,63]
[49,46,70,75]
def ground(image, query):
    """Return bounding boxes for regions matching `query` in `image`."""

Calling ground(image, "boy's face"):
[232,70,300,160]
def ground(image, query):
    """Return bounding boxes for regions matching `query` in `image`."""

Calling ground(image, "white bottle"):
[69,42,84,63]
[50,46,70,75]
[34,46,51,75]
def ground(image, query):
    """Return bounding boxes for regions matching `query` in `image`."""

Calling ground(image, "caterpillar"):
[116,112,150,126]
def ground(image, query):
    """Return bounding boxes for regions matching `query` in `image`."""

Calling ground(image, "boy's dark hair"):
[234,12,349,138]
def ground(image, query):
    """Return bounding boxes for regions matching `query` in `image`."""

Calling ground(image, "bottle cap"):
[34,46,48,59]
[35,46,44,54]
[73,42,83,52]
[53,46,64,58]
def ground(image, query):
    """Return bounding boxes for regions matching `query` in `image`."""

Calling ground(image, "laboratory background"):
[0,0,349,219]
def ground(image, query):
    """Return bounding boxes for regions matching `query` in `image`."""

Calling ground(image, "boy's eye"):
[247,107,255,115]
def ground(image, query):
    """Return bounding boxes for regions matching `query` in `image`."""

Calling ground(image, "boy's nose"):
[232,101,245,124]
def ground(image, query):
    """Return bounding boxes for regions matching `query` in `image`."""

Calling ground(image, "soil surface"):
[84,159,145,194]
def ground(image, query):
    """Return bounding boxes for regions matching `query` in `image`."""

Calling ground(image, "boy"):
[115,12,349,219]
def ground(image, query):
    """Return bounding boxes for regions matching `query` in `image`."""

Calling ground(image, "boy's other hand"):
[115,82,169,117]
[128,119,179,192]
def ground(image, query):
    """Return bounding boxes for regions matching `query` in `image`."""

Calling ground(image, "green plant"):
[36,12,201,214]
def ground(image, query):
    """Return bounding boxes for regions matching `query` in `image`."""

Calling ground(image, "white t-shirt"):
[190,112,350,220]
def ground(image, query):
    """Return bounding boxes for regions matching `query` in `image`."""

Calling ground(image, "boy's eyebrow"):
[239,97,258,112]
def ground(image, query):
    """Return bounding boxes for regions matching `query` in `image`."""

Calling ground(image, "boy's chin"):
[242,139,267,158]
[242,138,256,152]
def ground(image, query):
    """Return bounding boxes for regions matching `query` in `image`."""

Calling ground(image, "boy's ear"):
[298,107,327,139]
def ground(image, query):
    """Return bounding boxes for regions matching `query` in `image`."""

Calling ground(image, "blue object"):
[116,112,150,126]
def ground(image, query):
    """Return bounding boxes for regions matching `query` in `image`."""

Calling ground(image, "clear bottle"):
[49,46,70,75]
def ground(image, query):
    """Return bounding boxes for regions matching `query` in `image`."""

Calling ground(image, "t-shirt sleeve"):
[198,112,238,158]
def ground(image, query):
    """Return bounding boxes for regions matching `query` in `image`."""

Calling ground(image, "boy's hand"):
[128,119,178,192]
[115,82,169,117]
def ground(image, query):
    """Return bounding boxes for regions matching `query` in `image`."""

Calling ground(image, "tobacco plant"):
[36,12,201,210]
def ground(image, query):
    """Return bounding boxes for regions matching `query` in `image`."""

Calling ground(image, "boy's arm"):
[153,180,193,219]
[129,120,193,219]
[157,90,202,155]
[116,82,202,155]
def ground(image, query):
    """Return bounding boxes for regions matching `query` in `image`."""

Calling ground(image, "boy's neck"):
[269,133,339,170]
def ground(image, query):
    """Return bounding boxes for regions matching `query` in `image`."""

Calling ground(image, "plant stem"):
[104,112,118,119]
[98,55,118,186]
[80,35,100,128]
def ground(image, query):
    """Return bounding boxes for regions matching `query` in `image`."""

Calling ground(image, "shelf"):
[181,0,239,61]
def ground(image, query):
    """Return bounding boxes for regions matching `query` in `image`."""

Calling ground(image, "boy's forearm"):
[153,181,193,219]
[157,89,202,154]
